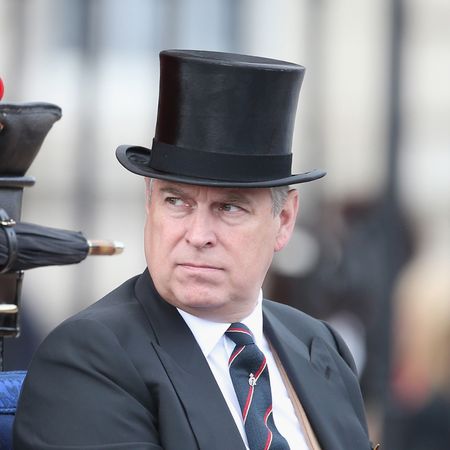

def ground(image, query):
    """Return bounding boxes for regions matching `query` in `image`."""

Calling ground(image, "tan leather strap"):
[270,343,322,450]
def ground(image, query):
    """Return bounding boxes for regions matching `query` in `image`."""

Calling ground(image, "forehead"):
[153,180,272,203]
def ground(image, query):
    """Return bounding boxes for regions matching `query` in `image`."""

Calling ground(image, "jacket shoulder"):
[62,273,150,332]
[263,298,358,374]
[40,273,157,358]
[263,299,331,343]
[70,274,141,321]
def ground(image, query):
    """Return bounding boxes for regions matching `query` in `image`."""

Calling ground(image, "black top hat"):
[116,50,325,187]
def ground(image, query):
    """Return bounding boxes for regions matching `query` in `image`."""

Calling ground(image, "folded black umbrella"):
[0,213,123,273]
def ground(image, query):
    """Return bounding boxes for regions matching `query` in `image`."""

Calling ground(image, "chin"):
[178,292,223,309]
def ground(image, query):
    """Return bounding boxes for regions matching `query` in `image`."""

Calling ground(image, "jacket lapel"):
[263,304,370,450]
[134,271,246,450]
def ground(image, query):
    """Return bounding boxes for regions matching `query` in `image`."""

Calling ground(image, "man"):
[14,50,374,449]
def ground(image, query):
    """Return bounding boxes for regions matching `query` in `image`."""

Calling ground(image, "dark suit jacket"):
[14,270,372,449]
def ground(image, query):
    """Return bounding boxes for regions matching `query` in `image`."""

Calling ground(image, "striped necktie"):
[226,323,290,450]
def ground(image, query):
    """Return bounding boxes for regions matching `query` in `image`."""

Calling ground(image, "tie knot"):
[226,322,255,346]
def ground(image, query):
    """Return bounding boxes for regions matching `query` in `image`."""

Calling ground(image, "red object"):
[0,77,4,100]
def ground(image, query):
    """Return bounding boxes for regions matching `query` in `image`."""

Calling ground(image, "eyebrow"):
[158,185,253,205]
[219,192,252,205]
[159,186,188,197]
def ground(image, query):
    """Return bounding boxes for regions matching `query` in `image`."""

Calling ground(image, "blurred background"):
[1,0,449,447]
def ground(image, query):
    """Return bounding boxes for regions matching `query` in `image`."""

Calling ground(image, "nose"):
[184,207,217,249]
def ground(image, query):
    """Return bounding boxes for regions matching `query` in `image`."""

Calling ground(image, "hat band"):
[150,140,293,182]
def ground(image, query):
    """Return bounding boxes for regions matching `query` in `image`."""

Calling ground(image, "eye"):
[219,203,242,213]
[165,197,186,207]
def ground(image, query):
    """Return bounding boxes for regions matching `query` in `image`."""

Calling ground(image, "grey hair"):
[270,185,290,216]
[145,177,155,204]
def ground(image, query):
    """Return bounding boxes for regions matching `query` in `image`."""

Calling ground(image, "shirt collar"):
[177,290,264,358]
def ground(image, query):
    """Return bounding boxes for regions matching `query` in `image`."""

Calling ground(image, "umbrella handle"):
[87,240,124,256]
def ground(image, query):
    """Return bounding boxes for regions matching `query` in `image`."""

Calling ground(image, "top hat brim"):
[116,145,326,188]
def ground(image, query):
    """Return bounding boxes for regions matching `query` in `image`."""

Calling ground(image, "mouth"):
[177,263,224,272]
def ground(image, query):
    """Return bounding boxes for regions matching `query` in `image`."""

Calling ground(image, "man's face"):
[144,179,298,322]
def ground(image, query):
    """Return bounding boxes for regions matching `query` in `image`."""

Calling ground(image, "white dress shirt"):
[178,292,310,450]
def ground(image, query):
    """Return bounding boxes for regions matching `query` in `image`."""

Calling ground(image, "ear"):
[274,189,299,252]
